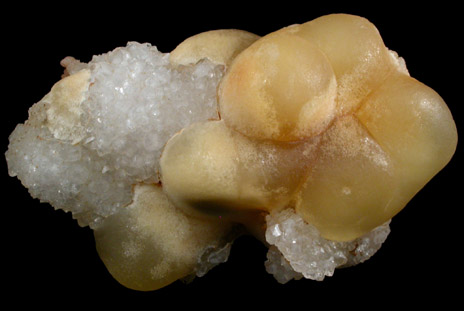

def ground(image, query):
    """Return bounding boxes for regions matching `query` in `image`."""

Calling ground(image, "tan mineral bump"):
[170,29,260,67]
[295,116,398,241]
[160,121,241,217]
[94,183,233,291]
[356,73,457,214]
[42,69,90,143]
[159,120,319,218]
[293,14,396,114]
[295,73,457,241]
[218,31,337,141]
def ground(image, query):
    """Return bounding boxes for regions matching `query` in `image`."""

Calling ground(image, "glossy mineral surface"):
[5,14,457,290]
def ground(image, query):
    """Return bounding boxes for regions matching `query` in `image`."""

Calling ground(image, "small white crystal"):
[195,243,232,277]
[272,224,282,237]
[264,245,303,284]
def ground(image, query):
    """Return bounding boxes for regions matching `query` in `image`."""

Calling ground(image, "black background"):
[2,2,462,308]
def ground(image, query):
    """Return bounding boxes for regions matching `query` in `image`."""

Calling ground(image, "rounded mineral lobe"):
[295,116,398,241]
[94,184,233,291]
[296,73,457,241]
[218,31,337,141]
[170,29,260,67]
[294,13,396,113]
[159,120,319,218]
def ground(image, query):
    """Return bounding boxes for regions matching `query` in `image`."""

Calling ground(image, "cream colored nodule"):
[170,29,260,67]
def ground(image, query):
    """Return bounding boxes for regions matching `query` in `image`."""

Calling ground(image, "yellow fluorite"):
[161,13,457,241]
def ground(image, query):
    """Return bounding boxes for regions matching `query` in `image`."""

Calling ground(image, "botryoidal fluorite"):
[5,14,457,291]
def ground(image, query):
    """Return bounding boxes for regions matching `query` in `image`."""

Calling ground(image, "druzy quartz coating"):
[5,14,457,291]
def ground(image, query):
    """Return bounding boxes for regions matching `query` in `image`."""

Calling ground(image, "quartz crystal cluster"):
[7,43,223,228]
[264,209,391,282]
[5,14,457,290]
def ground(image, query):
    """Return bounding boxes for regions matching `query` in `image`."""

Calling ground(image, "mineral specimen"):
[5,14,457,290]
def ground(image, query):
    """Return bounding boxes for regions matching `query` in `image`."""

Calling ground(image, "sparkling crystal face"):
[4,13,457,293]
[6,42,224,228]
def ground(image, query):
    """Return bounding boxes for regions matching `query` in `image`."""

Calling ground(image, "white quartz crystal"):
[195,243,233,277]
[6,42,224,228]
[265,208,390,282]
[80,43,223,184]
[6,124,132,227]
[265,245,303,284]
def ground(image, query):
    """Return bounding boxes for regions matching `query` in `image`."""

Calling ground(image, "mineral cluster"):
[5,14,457,291]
